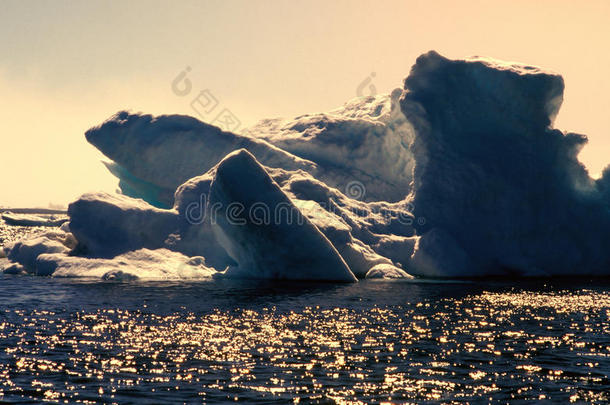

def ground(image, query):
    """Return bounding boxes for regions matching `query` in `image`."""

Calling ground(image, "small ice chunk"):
[5,233,70,273]
[365,263,414,279]
[36,249,214,280]
[68,192,179,257]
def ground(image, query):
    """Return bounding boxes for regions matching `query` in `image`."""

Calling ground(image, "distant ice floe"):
[1,212,68,227]
[2,50,610,280]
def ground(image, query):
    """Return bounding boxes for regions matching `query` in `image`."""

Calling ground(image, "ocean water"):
[0,274,609,404]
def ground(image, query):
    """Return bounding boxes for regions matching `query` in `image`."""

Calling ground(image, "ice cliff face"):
[3,50,610,280]
[401,51,610,276]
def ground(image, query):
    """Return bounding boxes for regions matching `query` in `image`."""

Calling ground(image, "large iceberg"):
[401,51,610,276]
[3,50,610,280]
[86,92,414,207]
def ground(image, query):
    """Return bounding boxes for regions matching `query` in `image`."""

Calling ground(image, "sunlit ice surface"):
[0,277,609,403]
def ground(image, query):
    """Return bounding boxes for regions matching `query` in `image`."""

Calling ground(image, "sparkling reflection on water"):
[0,276,609,403]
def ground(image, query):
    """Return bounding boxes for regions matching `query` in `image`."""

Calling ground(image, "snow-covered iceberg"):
[3,50,610,280]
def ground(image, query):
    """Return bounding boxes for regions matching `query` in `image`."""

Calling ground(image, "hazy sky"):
[1,0,609,207]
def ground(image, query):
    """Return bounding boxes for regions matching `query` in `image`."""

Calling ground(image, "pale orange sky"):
[0,0,609,207]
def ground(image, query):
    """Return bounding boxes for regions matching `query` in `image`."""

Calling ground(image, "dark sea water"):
[0,274,609,404]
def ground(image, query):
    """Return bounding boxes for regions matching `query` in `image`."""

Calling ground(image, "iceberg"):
[86,92,414,207]
[36,249,214,280]
[85,112,318,208]
[246,90,414,202]
[4,230,73,273]
[3,50,610,280]
[173,158,413,278]
[401,51,610,276]
[206,149,357,282]
[68,192,179,257]
[0,217,216,281]
[365,263,413,279]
